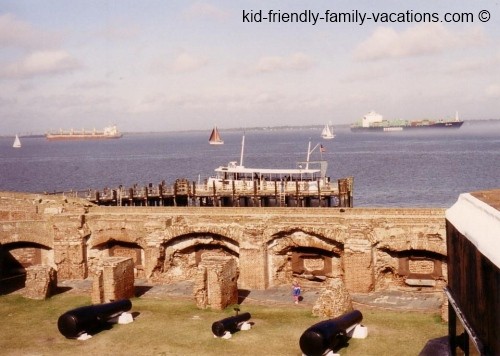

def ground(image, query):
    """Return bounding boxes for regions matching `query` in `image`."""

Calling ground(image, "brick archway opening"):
[90,240,145,278]
[269,243,343,289]
[376,248,446,291]
[151,233,239,283]
[0,242,52,295]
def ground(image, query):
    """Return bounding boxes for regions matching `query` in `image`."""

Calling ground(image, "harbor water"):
[0,121,499,208]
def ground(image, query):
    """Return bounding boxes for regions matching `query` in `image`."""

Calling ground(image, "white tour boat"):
[206,136,331,193]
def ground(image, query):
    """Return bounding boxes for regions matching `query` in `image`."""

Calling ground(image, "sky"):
[1,0,499,135]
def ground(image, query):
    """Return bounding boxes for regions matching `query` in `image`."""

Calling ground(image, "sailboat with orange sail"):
[208,126,224,145]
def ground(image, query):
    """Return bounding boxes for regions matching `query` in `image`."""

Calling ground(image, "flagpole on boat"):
[307,141,323,169]
[306,141,311,169]
[240,133,245,166]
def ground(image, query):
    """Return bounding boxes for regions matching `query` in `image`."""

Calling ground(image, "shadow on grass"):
[237,289,251,304]
[0,274,25,295]
[135,285,153,297]
[53,286,73,295]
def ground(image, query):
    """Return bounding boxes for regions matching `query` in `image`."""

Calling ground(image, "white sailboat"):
[209,126,224,145]
[321,123,335,139]
[12,134,21,148]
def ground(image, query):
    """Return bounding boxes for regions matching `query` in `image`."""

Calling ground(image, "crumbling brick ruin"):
[194,255,238,309]
[0,192,447,305]
[312,278,353,318]
[23,265,57,300]
[92,257,135,303]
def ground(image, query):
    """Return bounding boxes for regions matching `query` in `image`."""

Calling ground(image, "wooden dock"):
[76,177,354,208]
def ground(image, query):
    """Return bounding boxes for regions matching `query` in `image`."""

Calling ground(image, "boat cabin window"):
[216,170,320,182]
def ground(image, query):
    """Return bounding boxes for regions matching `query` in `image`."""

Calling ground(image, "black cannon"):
[211,312,252,337]
[57,299,132,338]
[299,310,363,356]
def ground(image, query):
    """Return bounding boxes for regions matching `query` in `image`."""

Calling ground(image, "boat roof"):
[215,165,321,175]
[446,189,500,268]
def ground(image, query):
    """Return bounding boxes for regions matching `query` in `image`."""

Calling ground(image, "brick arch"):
[266,228,344,288]
[163,225,244,246]
[0,241,53,279]
[87,234,148,250]
[164,232,239,256]
[89,239,146,278]
[267,227,344,252]
[374,247,446,291]
[0,233,54,250]
[150,232,240,283]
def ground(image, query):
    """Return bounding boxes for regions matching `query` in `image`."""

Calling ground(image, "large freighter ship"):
[350,111,464,132]
[45,125,123,140]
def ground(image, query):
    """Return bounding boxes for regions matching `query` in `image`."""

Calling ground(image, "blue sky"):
[1,1,499,134]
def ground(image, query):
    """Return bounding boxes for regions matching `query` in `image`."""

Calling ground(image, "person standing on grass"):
[292,279,301,304]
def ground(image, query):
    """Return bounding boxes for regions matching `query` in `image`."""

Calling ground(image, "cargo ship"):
[350,111,464,132]
[45,125,123,140]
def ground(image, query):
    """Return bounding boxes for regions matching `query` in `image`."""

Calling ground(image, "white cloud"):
[354,24,486,61]
[485,84,500,98]
[171,53,207,72]
[448,57,489,73]
[0,13,59,49]
[256,52,314,73]
[0,50,81,78]
[183,2,229,21]
[101,24,140,41]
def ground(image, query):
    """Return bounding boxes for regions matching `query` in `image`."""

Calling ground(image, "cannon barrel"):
[211,312,251,337]
[57,299,132,338]
[299,310,363,356]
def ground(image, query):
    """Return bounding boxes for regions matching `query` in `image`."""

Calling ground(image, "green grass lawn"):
[0,293,447,355]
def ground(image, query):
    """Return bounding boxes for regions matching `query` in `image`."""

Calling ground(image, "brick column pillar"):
[239,246,268,290]
[143,246,160,279]
[51,215,88,279]
[343,238,374,293]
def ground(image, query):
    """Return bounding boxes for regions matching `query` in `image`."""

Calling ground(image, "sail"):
[13,134,21,148]
[321,124,335,139]
[209,126,224,145]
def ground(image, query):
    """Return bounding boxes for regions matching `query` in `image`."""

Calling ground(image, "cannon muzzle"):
[299,310,363,356]
[57,299,132,338]
[211,312,251,337]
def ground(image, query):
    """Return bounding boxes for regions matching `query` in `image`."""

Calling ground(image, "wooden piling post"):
[143,186,148,206]
[348,176,354,208]
[253,180,258,206]
[158,183,163,206]
[129,188,134,206]
[212,180,217,207]
[274,181,278,205]
[232,180,236,206]
[318,179,323,207]
[295,181,299,207]
[192,181,196,206]
[173,181,177,207]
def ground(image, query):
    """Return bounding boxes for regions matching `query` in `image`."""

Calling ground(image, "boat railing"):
[194,179,338,195]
